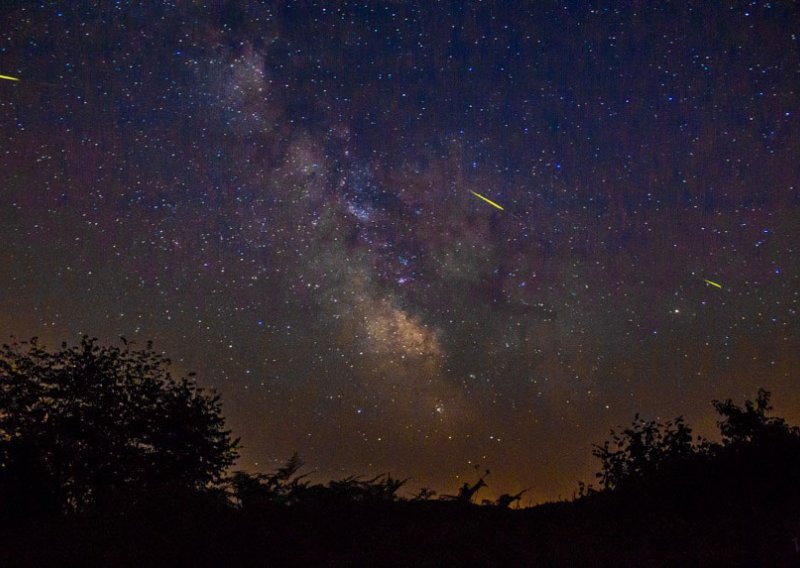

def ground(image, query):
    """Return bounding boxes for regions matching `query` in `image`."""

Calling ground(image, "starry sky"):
[1,1,799,502]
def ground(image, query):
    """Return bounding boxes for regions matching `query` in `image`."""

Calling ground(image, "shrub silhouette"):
[441,469,490,503]
[229,452,312,508]
[712,387,798,445]
[411,486,437,500]
[494,488,528,509]
[228,454,409,509]
[591,414,697,491]
[0,336,239,515]
[589,388,800,521]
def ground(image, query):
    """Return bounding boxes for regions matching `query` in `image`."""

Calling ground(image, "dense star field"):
[1,2,798,501]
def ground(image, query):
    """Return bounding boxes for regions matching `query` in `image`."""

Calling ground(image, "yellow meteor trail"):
[703,279,722,289]
[470,190,504,211]
[0,74,20,82]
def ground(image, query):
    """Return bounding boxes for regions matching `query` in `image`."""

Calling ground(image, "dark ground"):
[1,488,797,567]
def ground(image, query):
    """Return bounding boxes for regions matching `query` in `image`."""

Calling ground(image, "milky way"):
[1,2,798,501]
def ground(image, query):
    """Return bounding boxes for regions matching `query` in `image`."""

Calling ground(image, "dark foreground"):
[1,340,796,565]
[1,486,797,567]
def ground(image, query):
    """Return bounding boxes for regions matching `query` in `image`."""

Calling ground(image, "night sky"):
[1,2,799,502]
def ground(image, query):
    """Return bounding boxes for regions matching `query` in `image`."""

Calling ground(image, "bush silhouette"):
[712,387,798,445]
[228,453,409,510]
[0,336,239,516]
[589,389,800,518]
[591,414,697,491]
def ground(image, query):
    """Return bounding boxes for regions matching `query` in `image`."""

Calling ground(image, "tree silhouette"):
[591,414,696,491]
[712,387,797,445]
[0,336,239,515]
[590,388,800,505]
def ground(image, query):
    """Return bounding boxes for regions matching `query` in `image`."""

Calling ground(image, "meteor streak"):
[0,74,20,82]
[703,279,722,289]
[470,190,504,211]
